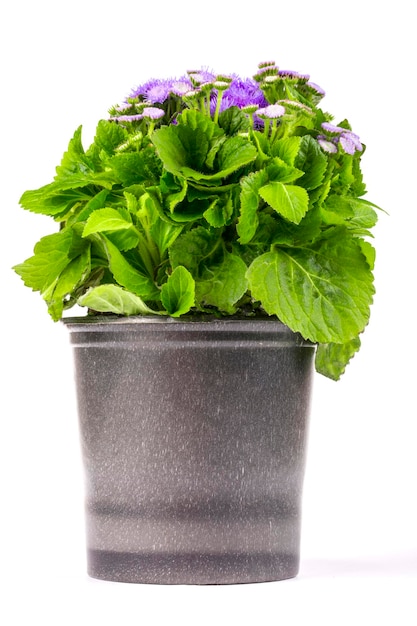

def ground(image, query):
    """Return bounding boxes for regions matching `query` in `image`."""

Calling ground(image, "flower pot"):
[65,316,315,585]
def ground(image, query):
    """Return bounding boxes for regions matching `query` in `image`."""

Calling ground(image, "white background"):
[1,1,416,624]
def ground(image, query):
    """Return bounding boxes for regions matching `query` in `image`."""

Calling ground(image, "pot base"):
[87,549,299,585]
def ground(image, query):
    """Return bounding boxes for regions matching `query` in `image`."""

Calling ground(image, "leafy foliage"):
[13,62,380,379]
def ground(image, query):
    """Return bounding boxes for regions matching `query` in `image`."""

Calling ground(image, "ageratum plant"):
[13,61,379,380]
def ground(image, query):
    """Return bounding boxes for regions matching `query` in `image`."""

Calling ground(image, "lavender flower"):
[277,99,313,114]
[188,70,216,85]
[306,81,325,96]
[115,103,132,112]
[142,107,165,120]
[339,132,363,155]
[317,136,338,153]
[110,114,144,123]
[257,104,286,119]
[258,61,277,69]
[170,80,193,96]
[221,77,268,109]
[131,79,170,103]
[321,122,346,134]
[320,123,363,154]
[279,70,310,81]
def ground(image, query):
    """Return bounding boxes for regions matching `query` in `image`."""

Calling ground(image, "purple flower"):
[279,70,310,81]
[170,80,193,96]
[321,122,346,134]
[306,81,325,96]
[277,99,313,114]
[221,77,268,109]
[188,70,216,84]
[258,61,277,69]
[317,136,338,153]
[257,103,286,119]
[115,103,132,112]
[142,107,165,120]
[339,132,363,155]
[320,123,363,154]
[110,114,144,122]
[130,78,172,103]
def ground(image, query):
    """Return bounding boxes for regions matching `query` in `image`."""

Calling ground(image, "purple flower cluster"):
[318,122,363,155]
[211,76,268,112]
[128,72,268,113]
[110,107,165,123]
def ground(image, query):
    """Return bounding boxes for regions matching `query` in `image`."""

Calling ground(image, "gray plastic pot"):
[65,315,315,585]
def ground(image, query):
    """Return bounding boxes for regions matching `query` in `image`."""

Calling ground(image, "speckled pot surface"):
[65,316,315,585]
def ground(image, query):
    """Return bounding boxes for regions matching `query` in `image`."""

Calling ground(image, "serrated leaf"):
[78,284,159,315]
[55,126,92,180]
[295,135,328,190]
[46,247,91,321]
[93,119,128,154]
[110,149,162,186]
[315,336,361,380]
[19,184,93,217]
[153,118,256,183]
[160,266,195,317]
[266,157,304,184]
[246,231,375,343]
[271,136,302,165]
[169,227,219,272]
[216,135,257,173]
[103,236,159,299]
[13,229,84,292]
[71,189,110,224]
[196,251,248,314]
[218,106,250,135]
[83,208,134,236]
[259,182,309,224]
[203,195,233,227]
[237,169,269,243]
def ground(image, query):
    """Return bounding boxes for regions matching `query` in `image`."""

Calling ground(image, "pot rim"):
[62,314,315,347]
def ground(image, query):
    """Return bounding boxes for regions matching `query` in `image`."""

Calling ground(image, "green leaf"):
[271,136,302,165]
[266,157,304,184]
[78,284,160,316]
[13,229,84,293]
[358,239,376,270]
[110,149,162,186]
[196,250,248,314]
[160,266,195,317]
[83,208,134,236]
[218,106,250,135]
[83,207,139,251]
[203,194,234,227]
[295,135,328,190]
[182,135,256,182]
[169,227,219,273]
[246,231,375,343]
[259,182,309,224]
[237,169,269,244]
[152,112,217,176]
[153,116,256,183]
[103,236,160,299]
[19,184,93,217]
[167,177,188,212]
[55,126,92,180]
[46,247,91,321]
[71,189,110,224]
[151,125,188,176]
[93,119,128,155]
[315,336,361,380]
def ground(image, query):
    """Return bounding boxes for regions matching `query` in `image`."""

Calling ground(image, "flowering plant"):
[13,61,379,379]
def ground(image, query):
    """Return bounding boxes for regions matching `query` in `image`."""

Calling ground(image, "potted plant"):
[13,61,378,584]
